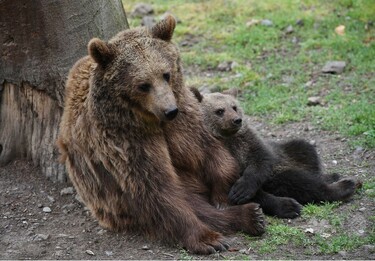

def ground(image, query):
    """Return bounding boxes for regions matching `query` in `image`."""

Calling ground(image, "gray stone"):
[42,207,51,213]
[322,61,346,74]
[131,3,154,18]
[261,19,273,26]
[217,61,233,71]
[47,195,55,203]
[85,250,95,256]
[35,234,50,241]
[141,245,150,250]
[285,25,294,34]
[307,96,321,106]
[60,187,74,196]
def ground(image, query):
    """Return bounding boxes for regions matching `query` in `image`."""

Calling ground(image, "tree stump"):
[0,0,129,181]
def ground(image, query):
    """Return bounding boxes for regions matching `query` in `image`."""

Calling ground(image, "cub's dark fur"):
[193,88,359,218]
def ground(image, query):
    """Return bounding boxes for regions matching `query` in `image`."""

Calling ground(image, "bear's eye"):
[215,109,225,116]
[138,83,151,93]
[233,106,237,112]
[163,73,171,83]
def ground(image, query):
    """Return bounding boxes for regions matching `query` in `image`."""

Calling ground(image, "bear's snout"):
[232,118,242,126]
[164,107,179,121]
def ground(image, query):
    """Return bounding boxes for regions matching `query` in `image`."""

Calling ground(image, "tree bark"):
[0,0,129,181]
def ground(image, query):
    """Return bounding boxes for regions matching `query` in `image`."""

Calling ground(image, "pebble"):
[296,19,304,26]
[309,140,316,146]
[217,61,233,71]
[358,207,366,212]
[35,234,50,241]
[60,187,74,196]
[42,207,51,213]
[37,204,43,208]
[285,25,294,34]
[239,248,251,255]
[141,245,150,250]
[332,160,338,165]
[307,96,321,106]
[321,61,346,74]
[304,228,314,234]
[85,250,95,256]
[105,251,113,256]
[261,19,273,26]
[47,196,55,203]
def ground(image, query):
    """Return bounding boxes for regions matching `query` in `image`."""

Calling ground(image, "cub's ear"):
[190,87,203,103]
[88,38,115,68]
[151,14,176,42]
[222,88,239,98]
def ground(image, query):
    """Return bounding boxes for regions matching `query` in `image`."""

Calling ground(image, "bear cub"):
[192,88,359,218]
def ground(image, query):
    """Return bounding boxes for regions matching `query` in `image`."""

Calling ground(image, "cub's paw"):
[273,197,302,219]
[322,173,341,184]
[241,203,266,236]
[229,177,258,205]
[184,230,229,255]
[329,178,357,201]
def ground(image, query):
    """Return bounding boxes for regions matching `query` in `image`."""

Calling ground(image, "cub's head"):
[88,15,182,123]
[192,88,243,138]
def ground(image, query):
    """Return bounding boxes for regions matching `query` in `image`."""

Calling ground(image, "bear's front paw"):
[184,230,229,255]
[229,177,258,205]
[240,203,266,236]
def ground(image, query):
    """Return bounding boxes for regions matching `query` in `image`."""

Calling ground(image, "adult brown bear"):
[57,16,265,254]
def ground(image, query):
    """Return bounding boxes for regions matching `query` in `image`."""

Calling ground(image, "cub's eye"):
[138,83,151,93]
[215,109,225,116]
[163,72,171,83]
[232,106,237,112]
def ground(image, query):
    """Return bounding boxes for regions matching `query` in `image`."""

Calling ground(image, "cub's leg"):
[263,169,357,204]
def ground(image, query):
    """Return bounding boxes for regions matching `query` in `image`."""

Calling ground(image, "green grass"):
[123,0,375,149]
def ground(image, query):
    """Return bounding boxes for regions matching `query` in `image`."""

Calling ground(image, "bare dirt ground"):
[1,116,374,260]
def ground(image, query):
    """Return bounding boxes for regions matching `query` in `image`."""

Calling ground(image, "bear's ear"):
[88,38,115,68]
[222,88,239,98]
[151,14,176,42]
[190,87,204,103]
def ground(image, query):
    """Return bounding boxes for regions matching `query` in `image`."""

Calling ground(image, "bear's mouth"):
[220,127,240,137]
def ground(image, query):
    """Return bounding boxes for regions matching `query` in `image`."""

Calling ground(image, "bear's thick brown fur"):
[57,16,265,254]
[193,88,359,218]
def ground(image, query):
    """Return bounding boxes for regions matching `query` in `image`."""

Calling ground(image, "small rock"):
[338,250,347,257]
[307,96,321,106]
[105,251,113,256]
[309,140,316,146]
[285,25,294,34]
[60,187,74,196]
[47,196,55,203]
[321,233,331,238]
[361,244,375,253]
[131,3,154,18]
[321,61,346,74]
[239,248,250,255]
[62,203,75,211]
[141,245,150,250]
[85,250,95,256]
[217,61,233,71]
[335,25,345,35]
[42,207,51,213]
[358,229,365,235]
[358,207,366,212]
[97,229,106,235]
[296,19,304,26]
[36,234,50,241]
[304,228,314,234]
[141,16,156,27]
[246,19,259,27]
[332,160,338,165]
[261,19,273,26]
[304,80,314,88]
[37,204,43,208]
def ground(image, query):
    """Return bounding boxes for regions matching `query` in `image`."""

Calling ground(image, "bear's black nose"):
[164,107,179,121]
[233,118,242,125]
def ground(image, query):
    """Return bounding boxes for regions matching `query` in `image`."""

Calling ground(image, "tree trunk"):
[0,0,129,181]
